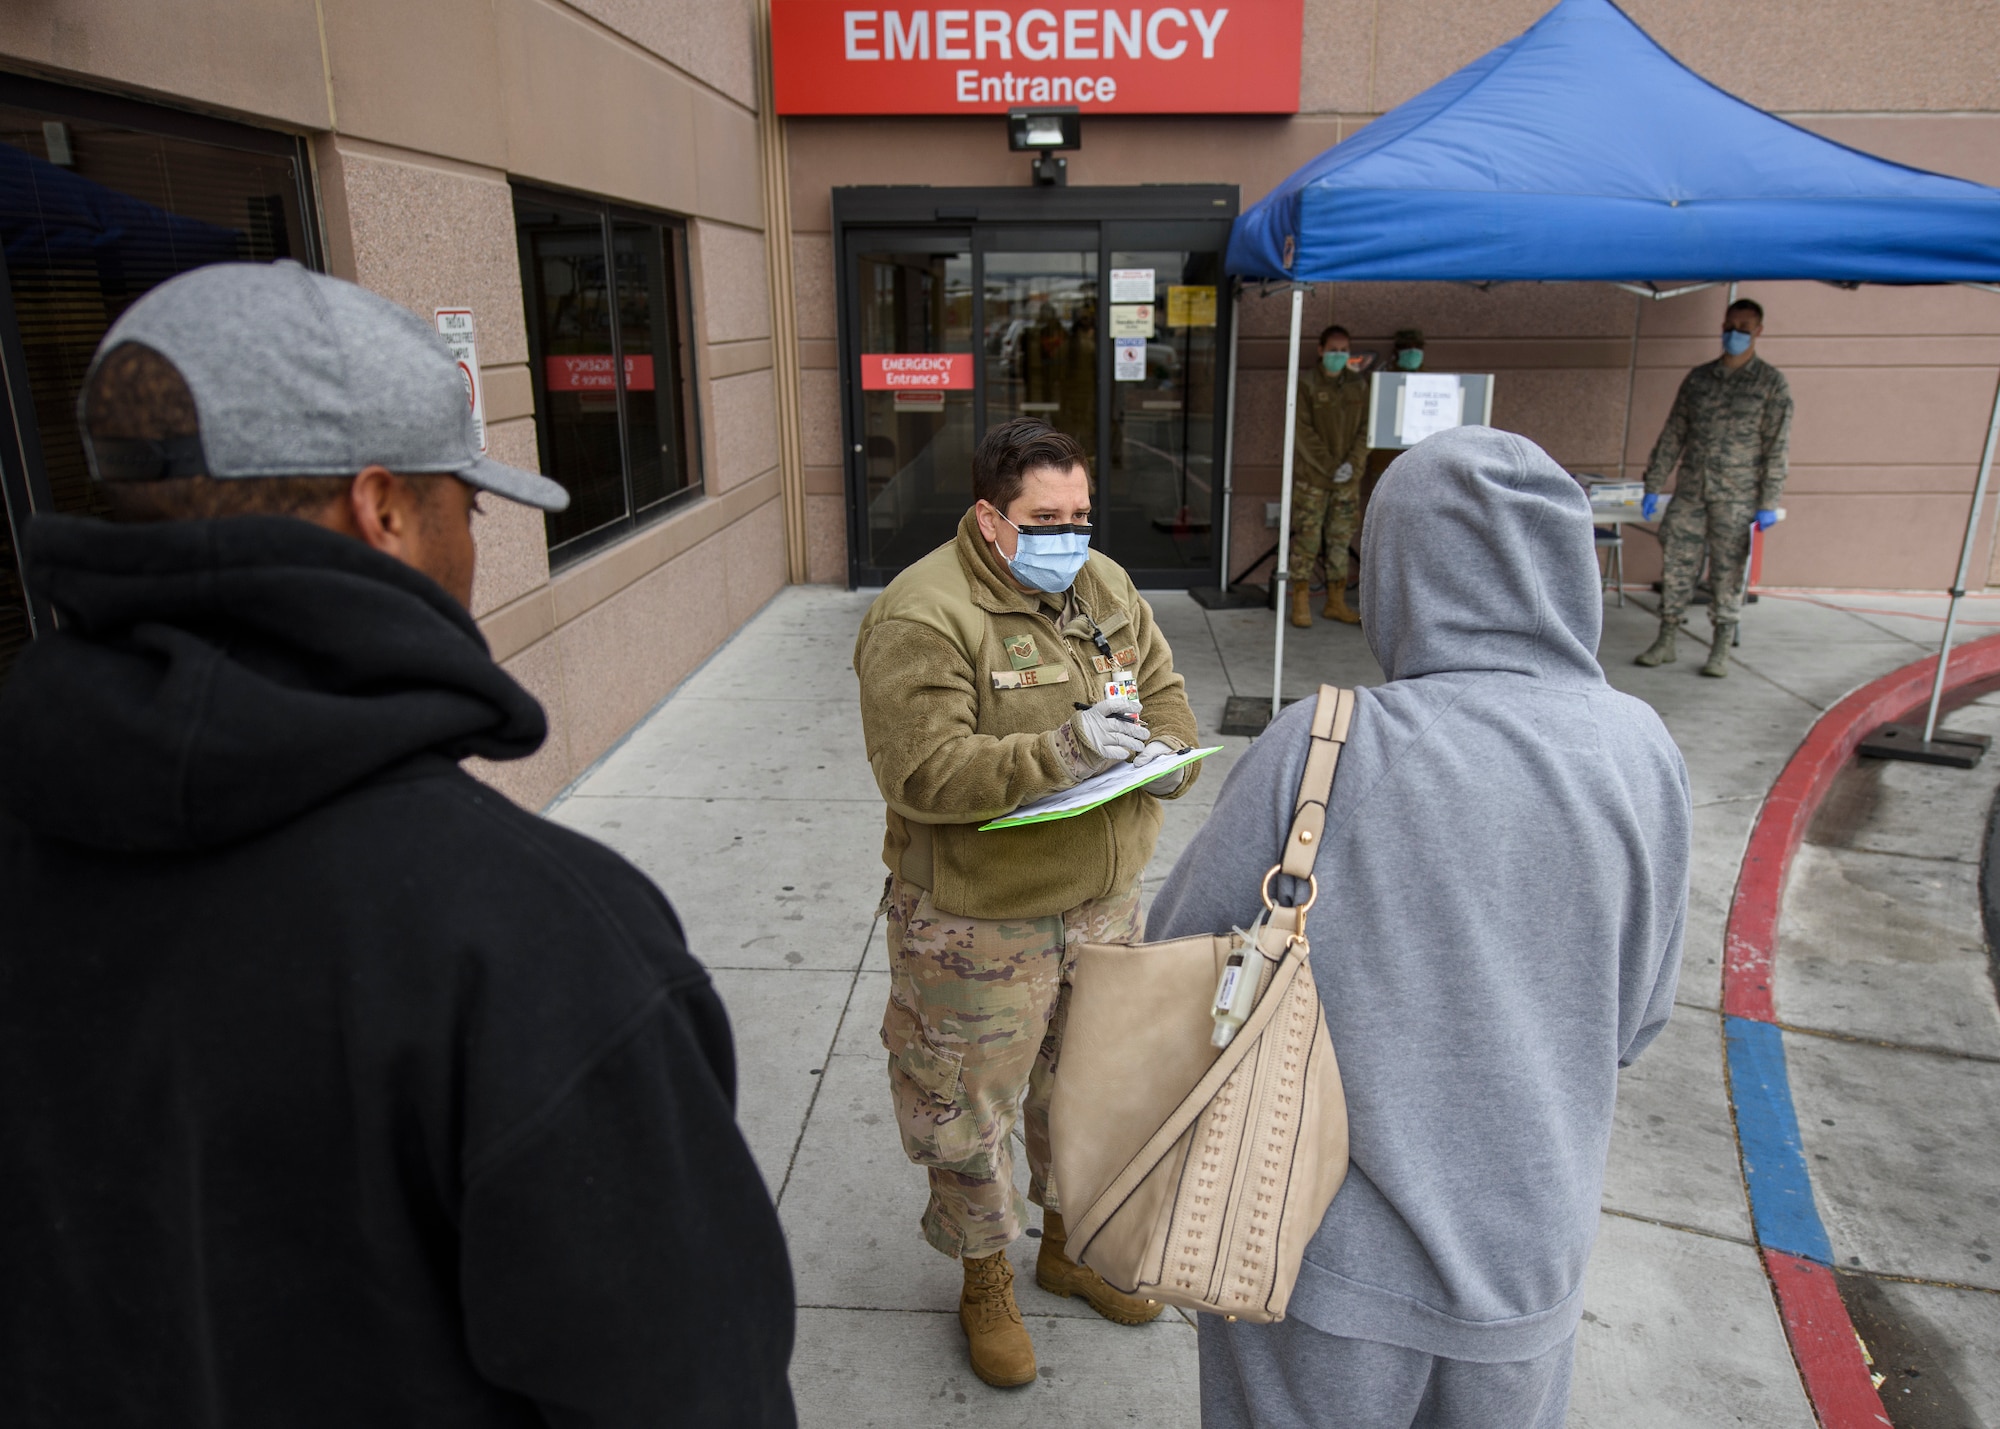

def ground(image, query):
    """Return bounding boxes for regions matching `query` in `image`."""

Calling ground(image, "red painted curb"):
[1721,630,2000,1021]
[1763,1252,1893,1429]
[1719,630,2000,1429]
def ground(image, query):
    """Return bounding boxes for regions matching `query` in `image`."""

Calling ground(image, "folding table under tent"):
[1223,0,2000,756]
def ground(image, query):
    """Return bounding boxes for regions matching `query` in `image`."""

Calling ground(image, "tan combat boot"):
[960,1251,1036,1387]
[1289,583,1312,629]
[1700,622,1734,678]
[1036,1211,1164,1326]
[1634,620,1677,667]
[1323,584,1362,625]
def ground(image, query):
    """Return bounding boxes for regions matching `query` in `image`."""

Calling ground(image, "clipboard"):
[979,747,1221,831]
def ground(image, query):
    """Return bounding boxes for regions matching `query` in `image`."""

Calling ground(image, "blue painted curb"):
[1724,1015,1834,1266]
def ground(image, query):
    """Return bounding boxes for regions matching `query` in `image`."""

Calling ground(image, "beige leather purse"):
[1049,685,1353,1324]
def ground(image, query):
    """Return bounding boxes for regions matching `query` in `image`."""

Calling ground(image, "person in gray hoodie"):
[1149,426,1691,1429]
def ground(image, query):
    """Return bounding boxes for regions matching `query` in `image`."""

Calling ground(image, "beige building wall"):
[7,0,2000,809]
[0,0,790,809]
[783,0,2000,594]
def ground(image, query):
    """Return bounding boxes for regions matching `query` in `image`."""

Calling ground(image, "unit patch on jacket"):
[1003,634,1042,670]
[1090,647,1138,672]
[991,666,1070,690]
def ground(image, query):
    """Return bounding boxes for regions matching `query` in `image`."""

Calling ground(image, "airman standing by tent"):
[1289,324,1371,627]
[1391,327,1426,371]
[1635,298,1792,678]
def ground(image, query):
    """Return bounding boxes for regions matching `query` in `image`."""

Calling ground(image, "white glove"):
[1132,739,1190,794]
[1073,696,1150,763]
[1333,461,1355,484]
[1054,696,1150,779]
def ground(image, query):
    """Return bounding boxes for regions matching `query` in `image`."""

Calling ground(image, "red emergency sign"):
[771,3,1301,115]
[545,354,656,392]
[861,353,974,389]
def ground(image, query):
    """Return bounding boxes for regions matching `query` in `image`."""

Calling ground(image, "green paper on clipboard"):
[979,747,1221,831]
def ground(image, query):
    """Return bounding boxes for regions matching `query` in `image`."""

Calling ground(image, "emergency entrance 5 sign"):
[861,354,974,389]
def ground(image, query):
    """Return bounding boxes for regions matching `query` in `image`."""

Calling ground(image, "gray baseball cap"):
[80,260,569,512]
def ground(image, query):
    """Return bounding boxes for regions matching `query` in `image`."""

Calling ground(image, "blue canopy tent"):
[1227,0,2000,749]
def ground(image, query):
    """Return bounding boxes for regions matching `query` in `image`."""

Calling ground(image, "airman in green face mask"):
[1635,297,1792,678]
[1289,323,1372,627]
[1393,328,1426,372]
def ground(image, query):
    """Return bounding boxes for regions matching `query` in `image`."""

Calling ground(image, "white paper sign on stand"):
[1399,373,1462,445]
[434,308,487,453]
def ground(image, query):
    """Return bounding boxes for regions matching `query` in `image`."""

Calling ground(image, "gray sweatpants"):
[1198,1314,1576,1429]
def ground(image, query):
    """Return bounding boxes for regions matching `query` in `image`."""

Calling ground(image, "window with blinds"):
[0,74,318,680]
[515,188,702,566]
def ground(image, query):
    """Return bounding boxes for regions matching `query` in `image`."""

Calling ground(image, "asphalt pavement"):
[544,581,2000,1428]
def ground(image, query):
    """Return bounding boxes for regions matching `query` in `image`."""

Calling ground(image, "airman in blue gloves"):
[1636,298,1793,677]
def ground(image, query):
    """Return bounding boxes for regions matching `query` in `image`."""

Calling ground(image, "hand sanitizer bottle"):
[1211,914,1269,1049]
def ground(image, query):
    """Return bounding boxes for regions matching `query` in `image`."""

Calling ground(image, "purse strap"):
[1264,685,1354,942]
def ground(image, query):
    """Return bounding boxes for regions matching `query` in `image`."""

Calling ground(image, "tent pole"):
[1218,284,1240,591]
[1271,285,1306,719]
[1920,365,2000,743]
[1617,292,1641,480]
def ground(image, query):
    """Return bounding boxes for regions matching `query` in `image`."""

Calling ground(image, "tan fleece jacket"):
[853,509,1200,920]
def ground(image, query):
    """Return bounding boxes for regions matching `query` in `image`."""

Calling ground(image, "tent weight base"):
[1189,584,1269,611]
[1857,723,1990,769]
[1221,694,1302,737]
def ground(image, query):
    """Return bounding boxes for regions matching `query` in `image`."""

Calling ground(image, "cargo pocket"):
[880,997,982,1167]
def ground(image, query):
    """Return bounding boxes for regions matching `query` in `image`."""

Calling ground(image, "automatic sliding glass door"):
[1102,236,1226,577]
[849,232,974,573]
[979,231,1098,474]
[839,204,1234,588]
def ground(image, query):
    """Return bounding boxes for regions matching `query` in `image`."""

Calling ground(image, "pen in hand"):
[1076,701,1143,725]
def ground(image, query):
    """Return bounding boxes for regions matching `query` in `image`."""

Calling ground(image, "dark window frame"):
[513,183,704,570]
[0,69,322,657]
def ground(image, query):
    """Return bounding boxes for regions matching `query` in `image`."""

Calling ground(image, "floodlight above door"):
[1007,107,1081,151]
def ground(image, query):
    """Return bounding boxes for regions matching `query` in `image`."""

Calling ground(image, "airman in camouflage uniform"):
[879,878,1140,1256]
[1637,299,1792,678]
[854,420,1201,1387]
[1289,325,1372,628]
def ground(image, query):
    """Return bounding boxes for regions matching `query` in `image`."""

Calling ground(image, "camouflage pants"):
[879,875,1144,1260]
[1657,492,1757,625]
[1289,479,1360,589]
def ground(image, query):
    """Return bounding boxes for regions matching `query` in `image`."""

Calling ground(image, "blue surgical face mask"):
[1321,350,1349,375]
[995,510,1091,593]
[1722,329,1753,356]
[1396,348,1424,371]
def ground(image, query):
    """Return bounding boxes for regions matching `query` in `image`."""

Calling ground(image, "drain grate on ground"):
[1219,695,1302,737]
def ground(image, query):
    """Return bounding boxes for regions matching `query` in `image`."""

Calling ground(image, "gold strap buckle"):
[1261,864,1318,947]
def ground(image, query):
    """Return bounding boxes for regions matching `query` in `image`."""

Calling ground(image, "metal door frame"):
[833,186,1238,589]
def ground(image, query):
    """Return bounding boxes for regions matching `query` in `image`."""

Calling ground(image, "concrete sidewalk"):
[545,583,2000,1427]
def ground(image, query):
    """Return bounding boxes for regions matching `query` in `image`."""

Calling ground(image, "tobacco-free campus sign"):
[771,3,1301,115]
[434,309,487,453]
[861,353,974,389]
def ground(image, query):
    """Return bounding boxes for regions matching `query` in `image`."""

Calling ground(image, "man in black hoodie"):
[0,261,796,1427]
